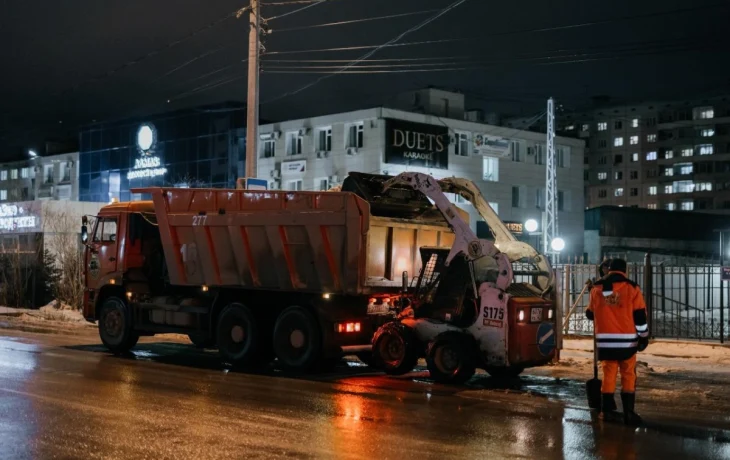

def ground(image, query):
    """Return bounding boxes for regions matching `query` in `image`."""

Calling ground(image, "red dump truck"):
[81,173,462,371]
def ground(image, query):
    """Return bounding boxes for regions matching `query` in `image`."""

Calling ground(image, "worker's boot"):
[599,393,620,422]
[621,392,642,426]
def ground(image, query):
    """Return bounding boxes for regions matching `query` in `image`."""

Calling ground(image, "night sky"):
[1,0,728,158]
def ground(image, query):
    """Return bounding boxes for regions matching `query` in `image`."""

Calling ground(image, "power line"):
[266,0,331,21]
[261,0,473,105]
[273,9,442,32]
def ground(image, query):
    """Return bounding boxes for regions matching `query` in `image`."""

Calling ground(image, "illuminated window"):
[664,185,673,194]
[0,190,6,201]
[697,182,713,192]
[701,128,715,137]
[679,163,693,175]
[631,153,639,162]
[647,203,657,209]
[614,137,624,147]
[598,172,607,180]
[615,171,623,180]
[631,118,639,128]
[598,122,607,131]
[20,168,30,179]
[0,171,6,181]
[582,124,590,131]
[698,144,713,155]
[630,136,639,145]
[666,203,676,211]
[696,107,714,119]
[664,150,674,159]
[646,151,657,161]
[664,168,673,177]
[647,134,657,143]
[681,148,693,157]
[681,201,694,211]
[615,188,624,197]
[648,186,657,195]
[10,169,18,180]
[482,157,499,182]
[675,181,694,193]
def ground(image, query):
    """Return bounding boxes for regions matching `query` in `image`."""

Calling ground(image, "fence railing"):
[537,258,730,342]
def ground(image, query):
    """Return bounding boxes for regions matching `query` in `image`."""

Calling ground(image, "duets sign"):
[384,119,449,169]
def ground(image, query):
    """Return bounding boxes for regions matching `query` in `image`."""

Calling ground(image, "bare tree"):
[41,206,86,310]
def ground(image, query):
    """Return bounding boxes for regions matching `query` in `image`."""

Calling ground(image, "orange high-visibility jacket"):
[586,272,649,361]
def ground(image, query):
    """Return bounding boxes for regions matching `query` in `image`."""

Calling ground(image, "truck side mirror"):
[81,225,88,243]
[402,270,408,294]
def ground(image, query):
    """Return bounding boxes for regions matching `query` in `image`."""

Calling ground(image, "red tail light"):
[336,322,361,333]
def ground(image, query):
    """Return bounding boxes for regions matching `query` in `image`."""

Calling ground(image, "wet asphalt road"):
[1,331,729,460]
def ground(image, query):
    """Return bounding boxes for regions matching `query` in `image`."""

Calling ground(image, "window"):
[598,156,607,165]
[286,132,303,156]
[43,164,53,183]
[95,218,118,243]
[629,136,639,145]
[564,125,575,131]
[647,203,657,209]
[482,157,499,182]
[647,134,657,143]
[696,107,714,120]
[615,171,623,180]
[286,179,303,191]
[630,171,638,180]
[261,140,275,158]
[630,188,639,197]
[646,169,658,178]
[598,172,607,180]
[511,141,521,162]
[700,128,715,137]
[534,144,546,165]
[664,185,674,194]
[664,167,674,177]
[60,162,71,182]
[631,118,639,128]
[56,185,72,200]
[666,203,676,211]
[347,123,364,149]
[598,122,607,131]
[316,178,330,191]
[679,163,693,175]
[674,181,694,193]
[556,146,568,167]
[535,188,544,209]
[0,171,5,181]
[455,132,469,157]
[511,186,524,208]
[598,139,608,148]
[10,169,18,180]
[647,117,657,127]
[598,189,608,198]
[614,154,623,164]
[664,150,674,159]
[0,190,5,200]
[614,137,624,147]
[582,124,590,131]
[698,144,713,155]
[558,190,570,211]
[614,121,623,129]
[615,188,624,197]
[489,202,499,215]
[648,186,657,196]
[681,148,693,157]
[318,127,332,152]
[681,201,694,211]
[20,167,30,179]
[697,182,713,192]
[646,151,657,161]
[631,153,639,162]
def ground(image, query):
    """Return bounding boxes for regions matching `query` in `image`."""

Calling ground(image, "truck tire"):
[372,322,419,376]
[217,303,267,367]
[99,297,139,354]
[273,306,322,372]
[485,366,524,379]
[426,332,475,384]
[188,335,216,349]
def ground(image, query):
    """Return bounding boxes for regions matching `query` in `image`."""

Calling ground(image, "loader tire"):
[273,306,322,372]
[426,332,475,384]
[372,322,419,376]
[99,297,139,354]
[217,303,268,367]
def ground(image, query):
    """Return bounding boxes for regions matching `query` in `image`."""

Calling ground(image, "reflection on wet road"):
[1,332,729,459]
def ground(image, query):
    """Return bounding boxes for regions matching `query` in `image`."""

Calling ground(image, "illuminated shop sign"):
[0,204,38,231]
[128,122,167,180]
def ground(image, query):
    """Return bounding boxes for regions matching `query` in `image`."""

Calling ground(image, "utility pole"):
[245,0,261,180]
[544,97,558,260]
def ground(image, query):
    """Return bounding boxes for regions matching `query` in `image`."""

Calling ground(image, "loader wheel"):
[426,332,475,384]
[372,323,419,376]
[217,303,268,367]
[273,306,322,372]
[485,366,524,379]
[99,297,139,354]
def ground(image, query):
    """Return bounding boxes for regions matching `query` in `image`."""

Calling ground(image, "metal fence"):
[542,260,730,341]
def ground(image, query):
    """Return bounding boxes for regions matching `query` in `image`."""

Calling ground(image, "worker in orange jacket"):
[586,258,649,425]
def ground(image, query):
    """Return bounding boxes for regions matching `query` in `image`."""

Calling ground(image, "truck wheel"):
[217,303,266,367]
[426,332,475,384]
[188,335,216,349]
[99,297,139,354]
[273,306,322,372]
[485,366,524,379]
[372,323,419,376]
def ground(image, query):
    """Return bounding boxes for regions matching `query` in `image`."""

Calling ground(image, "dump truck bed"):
[134,187,457,295]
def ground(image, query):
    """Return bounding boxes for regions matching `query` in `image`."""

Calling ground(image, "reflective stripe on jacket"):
[586,272,648,361]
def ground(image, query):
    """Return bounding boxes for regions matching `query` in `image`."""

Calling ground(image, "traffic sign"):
[244,178,268,191]
[537,322,556,356]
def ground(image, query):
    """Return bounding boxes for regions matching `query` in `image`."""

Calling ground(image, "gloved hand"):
[638,336,649,352]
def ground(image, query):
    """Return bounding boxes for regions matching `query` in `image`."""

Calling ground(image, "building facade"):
[257,98,586,257]
[507,95,730,213]
[78,102,245,202]
[0,151,79,203]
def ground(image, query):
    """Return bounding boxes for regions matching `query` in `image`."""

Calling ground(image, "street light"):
[28,150,38,158]
[551,237,566,252]
[524,219,539,233]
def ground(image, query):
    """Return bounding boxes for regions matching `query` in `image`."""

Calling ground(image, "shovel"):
[586,326,602,410]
